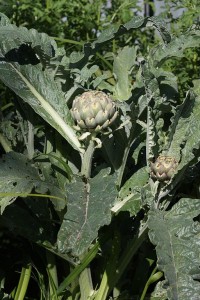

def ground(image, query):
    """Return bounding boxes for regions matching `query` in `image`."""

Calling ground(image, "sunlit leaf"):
[0,19,82,153]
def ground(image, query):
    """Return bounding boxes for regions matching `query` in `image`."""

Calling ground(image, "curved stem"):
[140,268,163,300]
[51,36,84,46]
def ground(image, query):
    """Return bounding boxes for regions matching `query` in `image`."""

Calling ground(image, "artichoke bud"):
[70,91,118,132]
[150,156,178,182]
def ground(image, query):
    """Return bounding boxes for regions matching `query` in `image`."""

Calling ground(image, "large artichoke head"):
[70,90,118,132]
[150,156,178,182]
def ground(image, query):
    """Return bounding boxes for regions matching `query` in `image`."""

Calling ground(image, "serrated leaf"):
[0,20,82,153]
[167,91,200,167]
[57,169,117,256]
[148,198,200,300]
[102,100,138,171]
[152,68,178,103]
[113,167,149,215]
[141,62,179,161]
[92,24,120,46]
[152,30,200,67]
[124,15,148,31]
[0,14,55,63]
[146,107,158,161]
[148,16,171,43]
[141,62,160,99]
[75,16,170,65]
[0,152,65,213]
[92,16,170,48]
[157,87,200,202]
[113,46,138,101]
[73,64,99,85]
[166,92,194,160]
[181,94,200,165]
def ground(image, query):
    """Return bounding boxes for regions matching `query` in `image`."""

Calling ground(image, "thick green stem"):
[117,142,131,187]
[14,264,32,300]
[46,250,58,299]
[140,268,163,300]
[79,137,96,299]
[79,267,94,300]
[81,138,95,178]
[27,121,34,160]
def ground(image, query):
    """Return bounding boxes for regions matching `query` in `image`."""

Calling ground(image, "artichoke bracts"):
[150,156,178,182]
[70,91,118,132]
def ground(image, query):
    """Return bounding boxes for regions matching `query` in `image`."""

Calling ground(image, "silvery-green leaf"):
[113,46,138,101]
[0,152,66,213]
[152,30,200,67]
[113,167,149,215]
[57,169,117,256]
[0,20,82,153]
[148,198,200,300]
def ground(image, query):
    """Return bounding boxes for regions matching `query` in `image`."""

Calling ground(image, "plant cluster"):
[0,6,200,300]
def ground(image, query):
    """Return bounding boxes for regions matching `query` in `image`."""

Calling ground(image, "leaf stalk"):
[79,136,96,299]
[14,264,32,300]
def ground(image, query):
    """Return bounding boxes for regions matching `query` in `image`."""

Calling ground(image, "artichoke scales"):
[150,156,178,182]
[70,90,118,132]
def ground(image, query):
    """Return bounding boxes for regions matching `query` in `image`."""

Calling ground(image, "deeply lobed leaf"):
[0,16,82,153]
[148,198,200,300]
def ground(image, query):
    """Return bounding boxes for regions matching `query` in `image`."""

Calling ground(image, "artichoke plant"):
[150,156,178,182]
[70,90,118,132]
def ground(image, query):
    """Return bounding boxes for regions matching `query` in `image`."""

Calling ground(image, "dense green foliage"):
[0,0,143,44]
[0,1,200,299]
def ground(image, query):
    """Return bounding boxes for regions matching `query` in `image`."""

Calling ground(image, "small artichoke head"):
[150,156,178,182]
[70,90,118,132]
